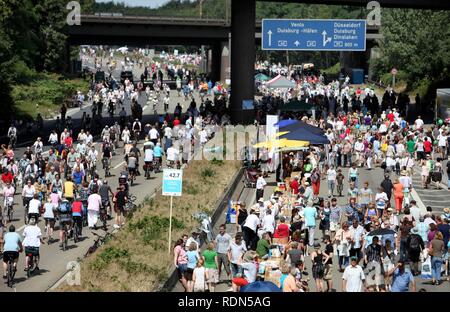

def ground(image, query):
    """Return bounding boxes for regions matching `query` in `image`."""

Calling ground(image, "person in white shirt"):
[327,165,337,197]
[33,138,43,155]
[354,138,365,167]
[242,207,260,250]
[414,116,424,130]
[164,126,173,139]
[77,130,87,144]
[27,195,41,221]
[408,200,421,223]
[166,145,179,163]
[228,234,247,277]
[22,217,44,271]
[256,175,267,200]
[261,208,275,236]
[144,146,154,163]
[342,256,366,292]
[48,131,58,146]
[148,126,159,144]
[424,213,436,229]
[85,131,93,145]
[199,129,208,146]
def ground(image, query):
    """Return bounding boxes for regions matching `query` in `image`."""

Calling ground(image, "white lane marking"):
[113,161,126,170]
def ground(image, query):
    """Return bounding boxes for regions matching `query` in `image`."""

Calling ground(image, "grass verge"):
[11,73,89,119]
[57,159,240,292]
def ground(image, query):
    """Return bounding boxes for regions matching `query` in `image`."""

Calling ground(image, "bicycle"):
[144,162,152,180]
[6,257,16,288]
[25,247,40,278]
[84,232,114,257]
[73,218,81,243]
[99,207,108,231]
[61,222,71,251]
[4,197,14,222]
[153,159,161,173]
[103,158,111,177]
[128,168,136,186]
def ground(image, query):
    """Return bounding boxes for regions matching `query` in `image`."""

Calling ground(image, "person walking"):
[202,242,219,292]
[388,260,416,292]
[326,165,337,197]
[342,256,366,292]
[256,174,267,200]
[311,243,325,292]
[429,231,445,285]
[242,207,260,251]
[174,238,188,291]
[215,224,232,283]
[392,178,404,215]
[303,200,318,248]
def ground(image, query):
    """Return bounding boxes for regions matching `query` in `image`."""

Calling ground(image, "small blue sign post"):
[262,19,366,51]
[163,169,183,254]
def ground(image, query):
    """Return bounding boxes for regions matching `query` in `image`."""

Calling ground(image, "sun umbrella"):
[253,139,309,149]
[240,281,282,292]
[279,120,325,135]
[279,128,329,145]
[367,228,396,236]
[255,73,270,82]
[274,119,297,127]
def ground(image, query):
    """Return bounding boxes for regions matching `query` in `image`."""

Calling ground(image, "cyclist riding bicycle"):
[127,152,137,183]
[102,142,112,171]
[99,180,114,217]
[2,225,23,279]
[22,180,36,220]
[22,217,44,272]
[132,119,142,141]
[71,196,84,238]
[101,125,111,143]
[7,125,17,149]
[154,142,163,166]
[27,194,41,222]
[57,198,73,247]
[2,182,15,216]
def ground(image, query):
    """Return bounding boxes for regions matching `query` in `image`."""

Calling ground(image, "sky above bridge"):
[96,0,173,8]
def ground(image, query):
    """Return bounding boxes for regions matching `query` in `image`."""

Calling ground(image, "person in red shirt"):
[423,137,432,155]
[71,196,84,237]
[173,117,180,127]
[290,176,299,195]
[64,136,73,149]
[1,169,14,184]
[387,111,395,123]
[273,216,290,239]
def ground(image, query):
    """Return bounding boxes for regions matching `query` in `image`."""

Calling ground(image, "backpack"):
[58,201,71,213]
[409,234,421,251]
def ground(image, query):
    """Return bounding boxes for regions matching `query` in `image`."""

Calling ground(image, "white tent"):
[266,74,296,89]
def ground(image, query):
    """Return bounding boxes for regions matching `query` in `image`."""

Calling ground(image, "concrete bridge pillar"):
[230,0,255,124]
[209,41,222,83]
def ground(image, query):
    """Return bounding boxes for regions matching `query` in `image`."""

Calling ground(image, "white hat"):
[258,197,264,203]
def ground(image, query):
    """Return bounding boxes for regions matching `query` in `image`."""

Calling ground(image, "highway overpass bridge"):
[67,0,450,123]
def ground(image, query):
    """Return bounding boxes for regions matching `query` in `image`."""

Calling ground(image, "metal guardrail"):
[83,14,229,26]
[159,166,244,292]
[85,14,380,32]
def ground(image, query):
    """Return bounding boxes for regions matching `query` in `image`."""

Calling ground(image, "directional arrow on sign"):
[294,40,300,47]
[322,30,332,47]
[267,30,273,46]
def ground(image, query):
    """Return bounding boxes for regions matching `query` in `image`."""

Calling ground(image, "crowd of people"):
[0,56,225,284]
[173,89,450,292]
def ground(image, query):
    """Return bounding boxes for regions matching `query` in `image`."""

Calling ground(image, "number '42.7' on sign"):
[162,169,183,197]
